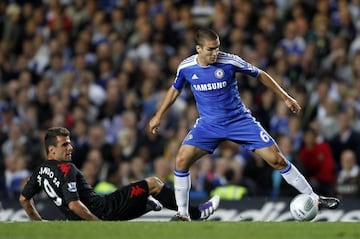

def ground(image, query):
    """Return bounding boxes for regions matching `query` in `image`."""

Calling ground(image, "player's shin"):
[174,169,191,216]
[153,185,177,210]
[279,161,318,200]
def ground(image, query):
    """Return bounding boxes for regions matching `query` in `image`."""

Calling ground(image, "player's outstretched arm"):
[19,194,43,221]
[68,200,101,221]
[149,86,180,134]
[258,70,301,114]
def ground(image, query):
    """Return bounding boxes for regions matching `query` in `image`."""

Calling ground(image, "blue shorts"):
[182,112,275,153]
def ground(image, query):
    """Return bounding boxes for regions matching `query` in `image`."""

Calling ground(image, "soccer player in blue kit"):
[149,28,340,221]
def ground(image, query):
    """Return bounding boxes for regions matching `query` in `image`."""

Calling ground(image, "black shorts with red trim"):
[101,180,149,220]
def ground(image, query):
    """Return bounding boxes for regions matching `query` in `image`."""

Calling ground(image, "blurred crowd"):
[1,0,360,202]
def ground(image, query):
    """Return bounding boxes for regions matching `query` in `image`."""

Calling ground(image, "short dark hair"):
[195,28,219,46]
[44,127,70,154]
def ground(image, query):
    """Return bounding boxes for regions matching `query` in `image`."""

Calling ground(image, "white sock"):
[174,169,191,216]
[280,162,319,200]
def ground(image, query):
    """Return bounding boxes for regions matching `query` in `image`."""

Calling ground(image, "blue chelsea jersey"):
[173,51,260,122]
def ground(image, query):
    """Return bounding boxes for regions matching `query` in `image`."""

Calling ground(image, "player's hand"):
[284,97,301,114]
[149,116,161,134]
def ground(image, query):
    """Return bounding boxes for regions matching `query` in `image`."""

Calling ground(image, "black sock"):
[153,186,177,210]
[153,186,201,220]
[189,206,201,220]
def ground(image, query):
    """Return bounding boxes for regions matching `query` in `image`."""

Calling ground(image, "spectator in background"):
[310,75,340,127]
[130,156,147,182]
[253,88,276,131]
[216,141,246,168]
[74,94,99,125]
[96,58,115,90]
[139,78,159,124]
[97,79,123,144]
[0,103,20,138]
[2,122,27,159]
[189,160,208,200]
[307,13,331,60]
[1,4,21,54]
[298,127,336,195]
[117,161,132,186]
[290,83,317,130]
[267,49,290,87]
[317,97,339,141]
[72,123,112,169]
[329,111,360,168]
[196,155,216,196]
[299,42,318,82]
[269,99,290,136]
[271,134,301,198]
[44,53,65,92]
[350,52,360,95]
[243,152,273,196]
[335,149,360,199]
[116,126,140,162]
[345,103,360,133]
[153,157,173,189]
[287,116,304,152]
[94,163,124,195]
[138,127,167,164]
[49,95,74,129]
[163,118,188,161]
[17,70,36,102]
[331,1,356,42]
[115,110,142,162]
[210,167,248,200]
[321,35,352,84]
[255,2,282,49]
[277,20,306,69]
[4,154,30,199]
[80,149,105,187]
[75,70,107,108]
[71,119,88,149]
[211,145,256,200]
[31,78,53,127]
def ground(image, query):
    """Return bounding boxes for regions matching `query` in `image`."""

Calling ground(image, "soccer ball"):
[290,194,318,221]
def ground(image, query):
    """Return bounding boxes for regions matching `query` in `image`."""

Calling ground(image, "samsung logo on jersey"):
[193,81,227,91]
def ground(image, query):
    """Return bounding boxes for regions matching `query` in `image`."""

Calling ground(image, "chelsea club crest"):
[214,68,224,79]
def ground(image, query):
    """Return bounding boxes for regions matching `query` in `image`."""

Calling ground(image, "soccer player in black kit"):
[19,127,220,221]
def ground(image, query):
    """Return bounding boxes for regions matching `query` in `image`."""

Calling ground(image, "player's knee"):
[175,156,191,170]
[145,176,164,194]
[271,155,288,170]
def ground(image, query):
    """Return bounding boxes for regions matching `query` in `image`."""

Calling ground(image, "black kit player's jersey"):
[21,160,105,220]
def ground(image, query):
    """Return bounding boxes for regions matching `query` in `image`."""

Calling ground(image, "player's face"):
[196,38,220,66]
[52,135,73,161]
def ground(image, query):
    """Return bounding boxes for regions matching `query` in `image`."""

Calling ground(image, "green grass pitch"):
[1,221,359,239]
